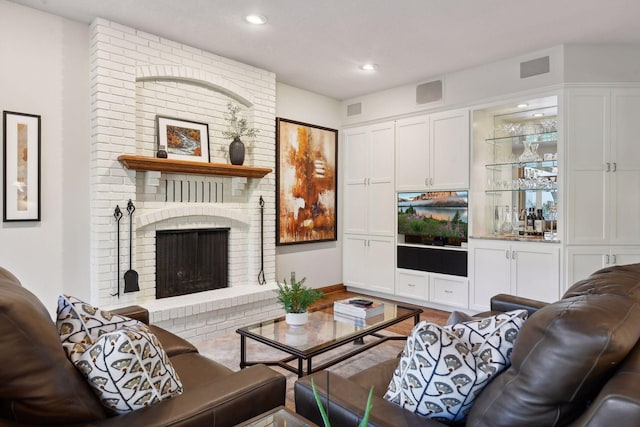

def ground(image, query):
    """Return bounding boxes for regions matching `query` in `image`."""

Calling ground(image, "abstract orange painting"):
[276,118,337,245]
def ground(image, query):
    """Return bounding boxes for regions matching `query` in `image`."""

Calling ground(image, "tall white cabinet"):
[342,122,395,294]
[565,87,640,284]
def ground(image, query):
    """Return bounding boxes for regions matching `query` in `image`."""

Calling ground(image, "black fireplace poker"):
[111,205,123,298]
[258,196,266,285]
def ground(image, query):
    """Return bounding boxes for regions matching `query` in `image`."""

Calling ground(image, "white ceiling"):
[9,0,640,100]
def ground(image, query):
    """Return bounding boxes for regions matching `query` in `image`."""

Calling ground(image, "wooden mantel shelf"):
[118,155,272,178]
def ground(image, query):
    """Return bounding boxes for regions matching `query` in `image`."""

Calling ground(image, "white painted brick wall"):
[90,18,277,327]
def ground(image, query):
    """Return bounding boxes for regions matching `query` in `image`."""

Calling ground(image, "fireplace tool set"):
[112,200,140,298]
[258,196,266,285]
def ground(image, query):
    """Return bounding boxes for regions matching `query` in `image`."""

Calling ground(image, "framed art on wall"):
[156,116,210,163]
[276,118,338,245]
[3,111,41,222]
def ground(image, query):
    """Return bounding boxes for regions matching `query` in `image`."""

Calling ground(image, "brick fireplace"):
[88,18,281,340]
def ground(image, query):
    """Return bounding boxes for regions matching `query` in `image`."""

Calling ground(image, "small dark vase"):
[229,137,245,165]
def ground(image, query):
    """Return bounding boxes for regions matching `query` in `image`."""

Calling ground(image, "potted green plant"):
[311,378,373,427]
[275,276,325,325]
[221,101,259,165]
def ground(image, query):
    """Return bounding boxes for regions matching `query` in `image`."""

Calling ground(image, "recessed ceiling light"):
[533,112,544,118]
[517,103,528,108]
[360,63,378,72]
[245,14,267,25]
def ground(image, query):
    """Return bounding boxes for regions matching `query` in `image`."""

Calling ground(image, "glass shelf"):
[485,131,557,144]
[485,160,557,172]
[486,188,558,194]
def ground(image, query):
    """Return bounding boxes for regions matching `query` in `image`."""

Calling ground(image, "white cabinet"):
[566,88,640,245]
[566,247,640,286]
[343,122,395,236]
[396,109,469,191]
[469,239,560,311]
[344,235,395,294]
[343,122,395,294]
[396,268,469,309]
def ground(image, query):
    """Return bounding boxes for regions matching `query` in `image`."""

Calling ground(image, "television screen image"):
[397,191,468,246]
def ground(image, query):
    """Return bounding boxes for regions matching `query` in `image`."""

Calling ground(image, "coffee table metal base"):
[237,307,421,378]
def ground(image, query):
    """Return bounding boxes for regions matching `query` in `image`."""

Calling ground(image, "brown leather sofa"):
[295,263,640,427]
[0,266,286,426]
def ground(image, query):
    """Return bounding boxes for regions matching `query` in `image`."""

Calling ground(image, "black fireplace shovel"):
[124,199,140,293]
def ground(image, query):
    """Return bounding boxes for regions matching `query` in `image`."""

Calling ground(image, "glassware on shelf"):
[519,140,542,162]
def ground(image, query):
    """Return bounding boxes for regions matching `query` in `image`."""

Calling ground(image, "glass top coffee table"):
[236,302,421,377]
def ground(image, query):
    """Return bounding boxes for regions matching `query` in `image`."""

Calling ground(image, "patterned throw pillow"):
[384,310,527,424]
[56,295,183,413]
[56,295,142,363]
[75,325,183,414]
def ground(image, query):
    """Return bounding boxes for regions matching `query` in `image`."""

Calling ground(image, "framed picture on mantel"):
[276,118,338,245]
[3,111,41,222]
[156,116,210,163]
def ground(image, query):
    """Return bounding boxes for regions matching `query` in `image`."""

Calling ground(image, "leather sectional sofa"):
[295,263,640,427]
[0,266,286,426]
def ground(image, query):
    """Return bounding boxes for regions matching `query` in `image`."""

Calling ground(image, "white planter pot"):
[285,311,308,326]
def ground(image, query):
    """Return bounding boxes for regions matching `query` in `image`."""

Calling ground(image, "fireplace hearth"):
[156,228,229,299]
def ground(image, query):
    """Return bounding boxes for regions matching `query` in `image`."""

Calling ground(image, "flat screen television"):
[397,191,468,246]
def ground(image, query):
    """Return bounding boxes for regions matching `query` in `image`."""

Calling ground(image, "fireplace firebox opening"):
[156,228,229,299]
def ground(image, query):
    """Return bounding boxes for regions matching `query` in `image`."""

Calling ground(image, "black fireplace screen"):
[156,228,229,299]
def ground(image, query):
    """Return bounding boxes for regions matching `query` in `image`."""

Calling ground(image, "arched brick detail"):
[137,206,250,229]
[136,65,254,107]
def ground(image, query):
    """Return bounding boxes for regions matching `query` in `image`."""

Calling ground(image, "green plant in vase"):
[311,378,373,427]
[274,276,325,325]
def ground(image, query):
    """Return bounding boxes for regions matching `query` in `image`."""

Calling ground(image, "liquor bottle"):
[526,208,534,235]
[536,209,546,236]
[518,209,526,235]
[534,209,543,236]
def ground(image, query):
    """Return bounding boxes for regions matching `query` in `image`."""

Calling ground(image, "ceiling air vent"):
[347,102,362,116]
[416,80,443,105]
[520,56,550,79]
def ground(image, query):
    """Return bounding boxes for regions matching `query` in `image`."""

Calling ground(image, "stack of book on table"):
[333,297,385,319]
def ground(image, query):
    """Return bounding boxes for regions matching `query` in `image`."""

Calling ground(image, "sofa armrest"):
[110,305,149,324]
[90,364,286,427]
[295,371,447,427]
[568,341,640,427]
[490,293,548,317]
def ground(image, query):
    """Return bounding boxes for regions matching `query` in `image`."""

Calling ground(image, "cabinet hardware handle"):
[612,162,617,172]
[430,177,434,186]
[605,163,611,172]
[408,283,416,287]
[512,250,516,260]
[425,177,429,187]
[444,290,453,294]
[605,254,610,264]
[506,250,510,259]
[612,254,617,264]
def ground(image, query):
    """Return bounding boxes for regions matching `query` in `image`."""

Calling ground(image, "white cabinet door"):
[343,235,367,288]
[566,246,640,286]
[566,88,610,245]
[365,236,395,294]
[396,116,429,191]
[344,127,371,235]
[343,122,395,236]
[430,109,470,190]
[368,122,396,236]
[511,242,560,303]
[610,88,640,244]
[470,239,560,310]
[566,87,640,246]
[469,240,511,311]
[395,110,469,191]
[343,235,394,293]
